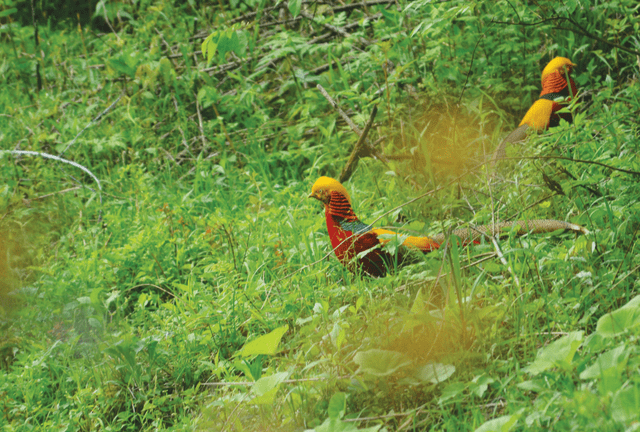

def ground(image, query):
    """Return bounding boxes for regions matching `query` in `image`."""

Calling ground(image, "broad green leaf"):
[438,382,465,404]
[595,295,640,337]
[314,418,376,432]
[327,392,346,420]
[330,323,345,350]
[238,325,288,357]
[516,380,545,392]
[524,331,584,375]
[108,58,136,78]
[313,416,382,432]
[579,344,628,380]
[218,30,239,60]
[252,372,288,405]
[475,413,519,432]
[288,0,301,18]
[611,385,640,424]
[353,349,411,376]
[0,8,17,18]
[413,362,455,384]
[378,232,409,256]
[470,375,495,397]
[410,287,427,315]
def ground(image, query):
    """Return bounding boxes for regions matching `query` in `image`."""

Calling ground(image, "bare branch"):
[340,105,378,182]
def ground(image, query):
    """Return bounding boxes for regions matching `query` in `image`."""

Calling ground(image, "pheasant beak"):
[309,190,329,204]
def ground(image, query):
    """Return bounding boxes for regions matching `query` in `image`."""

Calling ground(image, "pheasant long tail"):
[430,219,587,244]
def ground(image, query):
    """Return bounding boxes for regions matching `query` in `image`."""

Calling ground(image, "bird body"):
[493,57,577,163]
[311,177,439,276]
[310,177,586,277]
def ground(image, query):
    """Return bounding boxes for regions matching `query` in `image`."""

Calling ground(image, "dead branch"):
[300,10,350,38]
[340,105,377,182]
[509,155,640,176]
[317,84,391,180]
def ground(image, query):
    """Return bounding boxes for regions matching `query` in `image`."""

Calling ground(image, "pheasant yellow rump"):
[310,176,586,277]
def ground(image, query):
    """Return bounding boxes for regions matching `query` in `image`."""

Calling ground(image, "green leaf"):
[108,58,136,78]
[410,287,427,315]
[252,372,288,405]
[470,375,495,397]
[378,232,409,256]
[288,0,301,18]
[474,413,519,432]
[0,8,17,18]
[314,416,382,432]
[580,344,628,394]
[237,325,288,357]
[327,392,346,420]
[218,30,239,60]
[523,331,584,375]
[516,380,545,392]
[413,362,455,384]
[330,323,345,350]
[595,295,640,337]
[438,382,465,404]
[611,385,640,424]
[579,344,628,380]
[353,349,412,376]
[201,32,219,65]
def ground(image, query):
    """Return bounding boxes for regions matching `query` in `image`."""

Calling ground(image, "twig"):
[317,84,390,167]
[340,105,378,182]
[202,55,256,75]
[310,56,357,75]
[30,0,42,91]
[202,375,350,387]
[300,10,349,38]
[60,93,124,156]
[223,0,396,27]
[509,155,640,176]
[490,234,521,291]
[99,1,121,41]
[505,193,558,221]
[3,150,103,219]
[5,150,102,195]
[457,34,485,105]
[24,186,82,202]
[558,16,640,57]
[124,283,176,299]
[492,16,640,57]
[308,18,379,44]
[317,84,364,136]
[609,264,640,292]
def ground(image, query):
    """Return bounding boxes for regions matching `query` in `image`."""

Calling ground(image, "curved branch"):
[510,155,640,176]
[493,16,640,57]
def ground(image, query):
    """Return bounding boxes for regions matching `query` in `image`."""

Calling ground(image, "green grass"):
[1,0,640,430]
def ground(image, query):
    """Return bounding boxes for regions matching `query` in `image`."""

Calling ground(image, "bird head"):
[309,176,351,205]
[541,57,576,85]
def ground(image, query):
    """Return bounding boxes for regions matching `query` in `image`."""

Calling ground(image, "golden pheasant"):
[492,57,578,163]
[310,176,586,277]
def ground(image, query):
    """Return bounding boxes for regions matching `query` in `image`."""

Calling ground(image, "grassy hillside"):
[1,0,639,430]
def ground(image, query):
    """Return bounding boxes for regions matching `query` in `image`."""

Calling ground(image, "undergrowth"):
[1,0,639,430]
